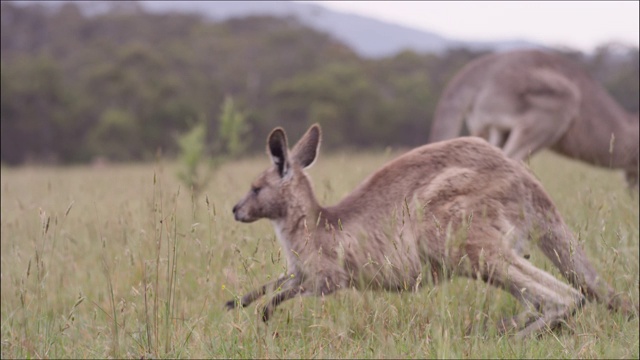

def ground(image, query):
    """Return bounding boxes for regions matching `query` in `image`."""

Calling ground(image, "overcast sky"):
[302,1,639,52]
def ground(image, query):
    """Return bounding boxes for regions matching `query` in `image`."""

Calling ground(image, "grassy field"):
[1,149,638,359]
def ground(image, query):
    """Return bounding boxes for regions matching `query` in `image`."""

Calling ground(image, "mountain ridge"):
[141,0,544,57]
[10,0,544,57]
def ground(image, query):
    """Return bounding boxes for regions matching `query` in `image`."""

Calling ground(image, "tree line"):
[1,1,638,165]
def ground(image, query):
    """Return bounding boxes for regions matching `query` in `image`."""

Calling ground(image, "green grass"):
[1,150,638,359]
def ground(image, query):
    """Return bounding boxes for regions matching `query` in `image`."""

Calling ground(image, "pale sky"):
[303,1,639,52]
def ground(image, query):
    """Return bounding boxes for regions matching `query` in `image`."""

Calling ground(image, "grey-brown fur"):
[428,50,639,188]
[228,124,635,338]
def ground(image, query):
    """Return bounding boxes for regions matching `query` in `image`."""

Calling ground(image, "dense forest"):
[1,1,638,165]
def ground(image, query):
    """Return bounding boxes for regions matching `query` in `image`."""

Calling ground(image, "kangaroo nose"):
[232,204,242,222]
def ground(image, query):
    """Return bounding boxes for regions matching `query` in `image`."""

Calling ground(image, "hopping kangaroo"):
[227,123,635,338]
[428,50,639,188]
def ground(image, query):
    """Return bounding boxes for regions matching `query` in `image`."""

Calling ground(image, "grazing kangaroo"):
[428,50,639,188]
[227,123,635,338]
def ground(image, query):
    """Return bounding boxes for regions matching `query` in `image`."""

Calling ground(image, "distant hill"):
[11,0,544,58]
[141,1,545,57]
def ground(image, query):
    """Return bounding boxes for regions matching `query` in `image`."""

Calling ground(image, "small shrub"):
[176,96,249,196]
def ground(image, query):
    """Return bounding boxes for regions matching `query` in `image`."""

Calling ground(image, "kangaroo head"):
[232,124,321,223]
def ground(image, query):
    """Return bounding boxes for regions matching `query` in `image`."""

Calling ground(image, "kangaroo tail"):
[428,87,472,143]
[428,60,491,143]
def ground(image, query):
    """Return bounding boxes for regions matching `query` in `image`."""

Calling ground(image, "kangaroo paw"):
[496,315,521,335]
[261,305,273,322]
[224,298,243,310]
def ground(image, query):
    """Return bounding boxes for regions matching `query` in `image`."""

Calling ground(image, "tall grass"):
[1,150,638,358]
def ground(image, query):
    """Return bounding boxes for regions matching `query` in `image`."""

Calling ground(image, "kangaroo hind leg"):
[483,253,585,338]
[537,224,637,317]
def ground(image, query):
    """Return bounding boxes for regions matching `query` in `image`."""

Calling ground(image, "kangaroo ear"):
[291,123,321,169]
[267,127,289,177]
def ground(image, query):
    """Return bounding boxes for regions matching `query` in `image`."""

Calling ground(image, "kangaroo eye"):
[251,186,261,195]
